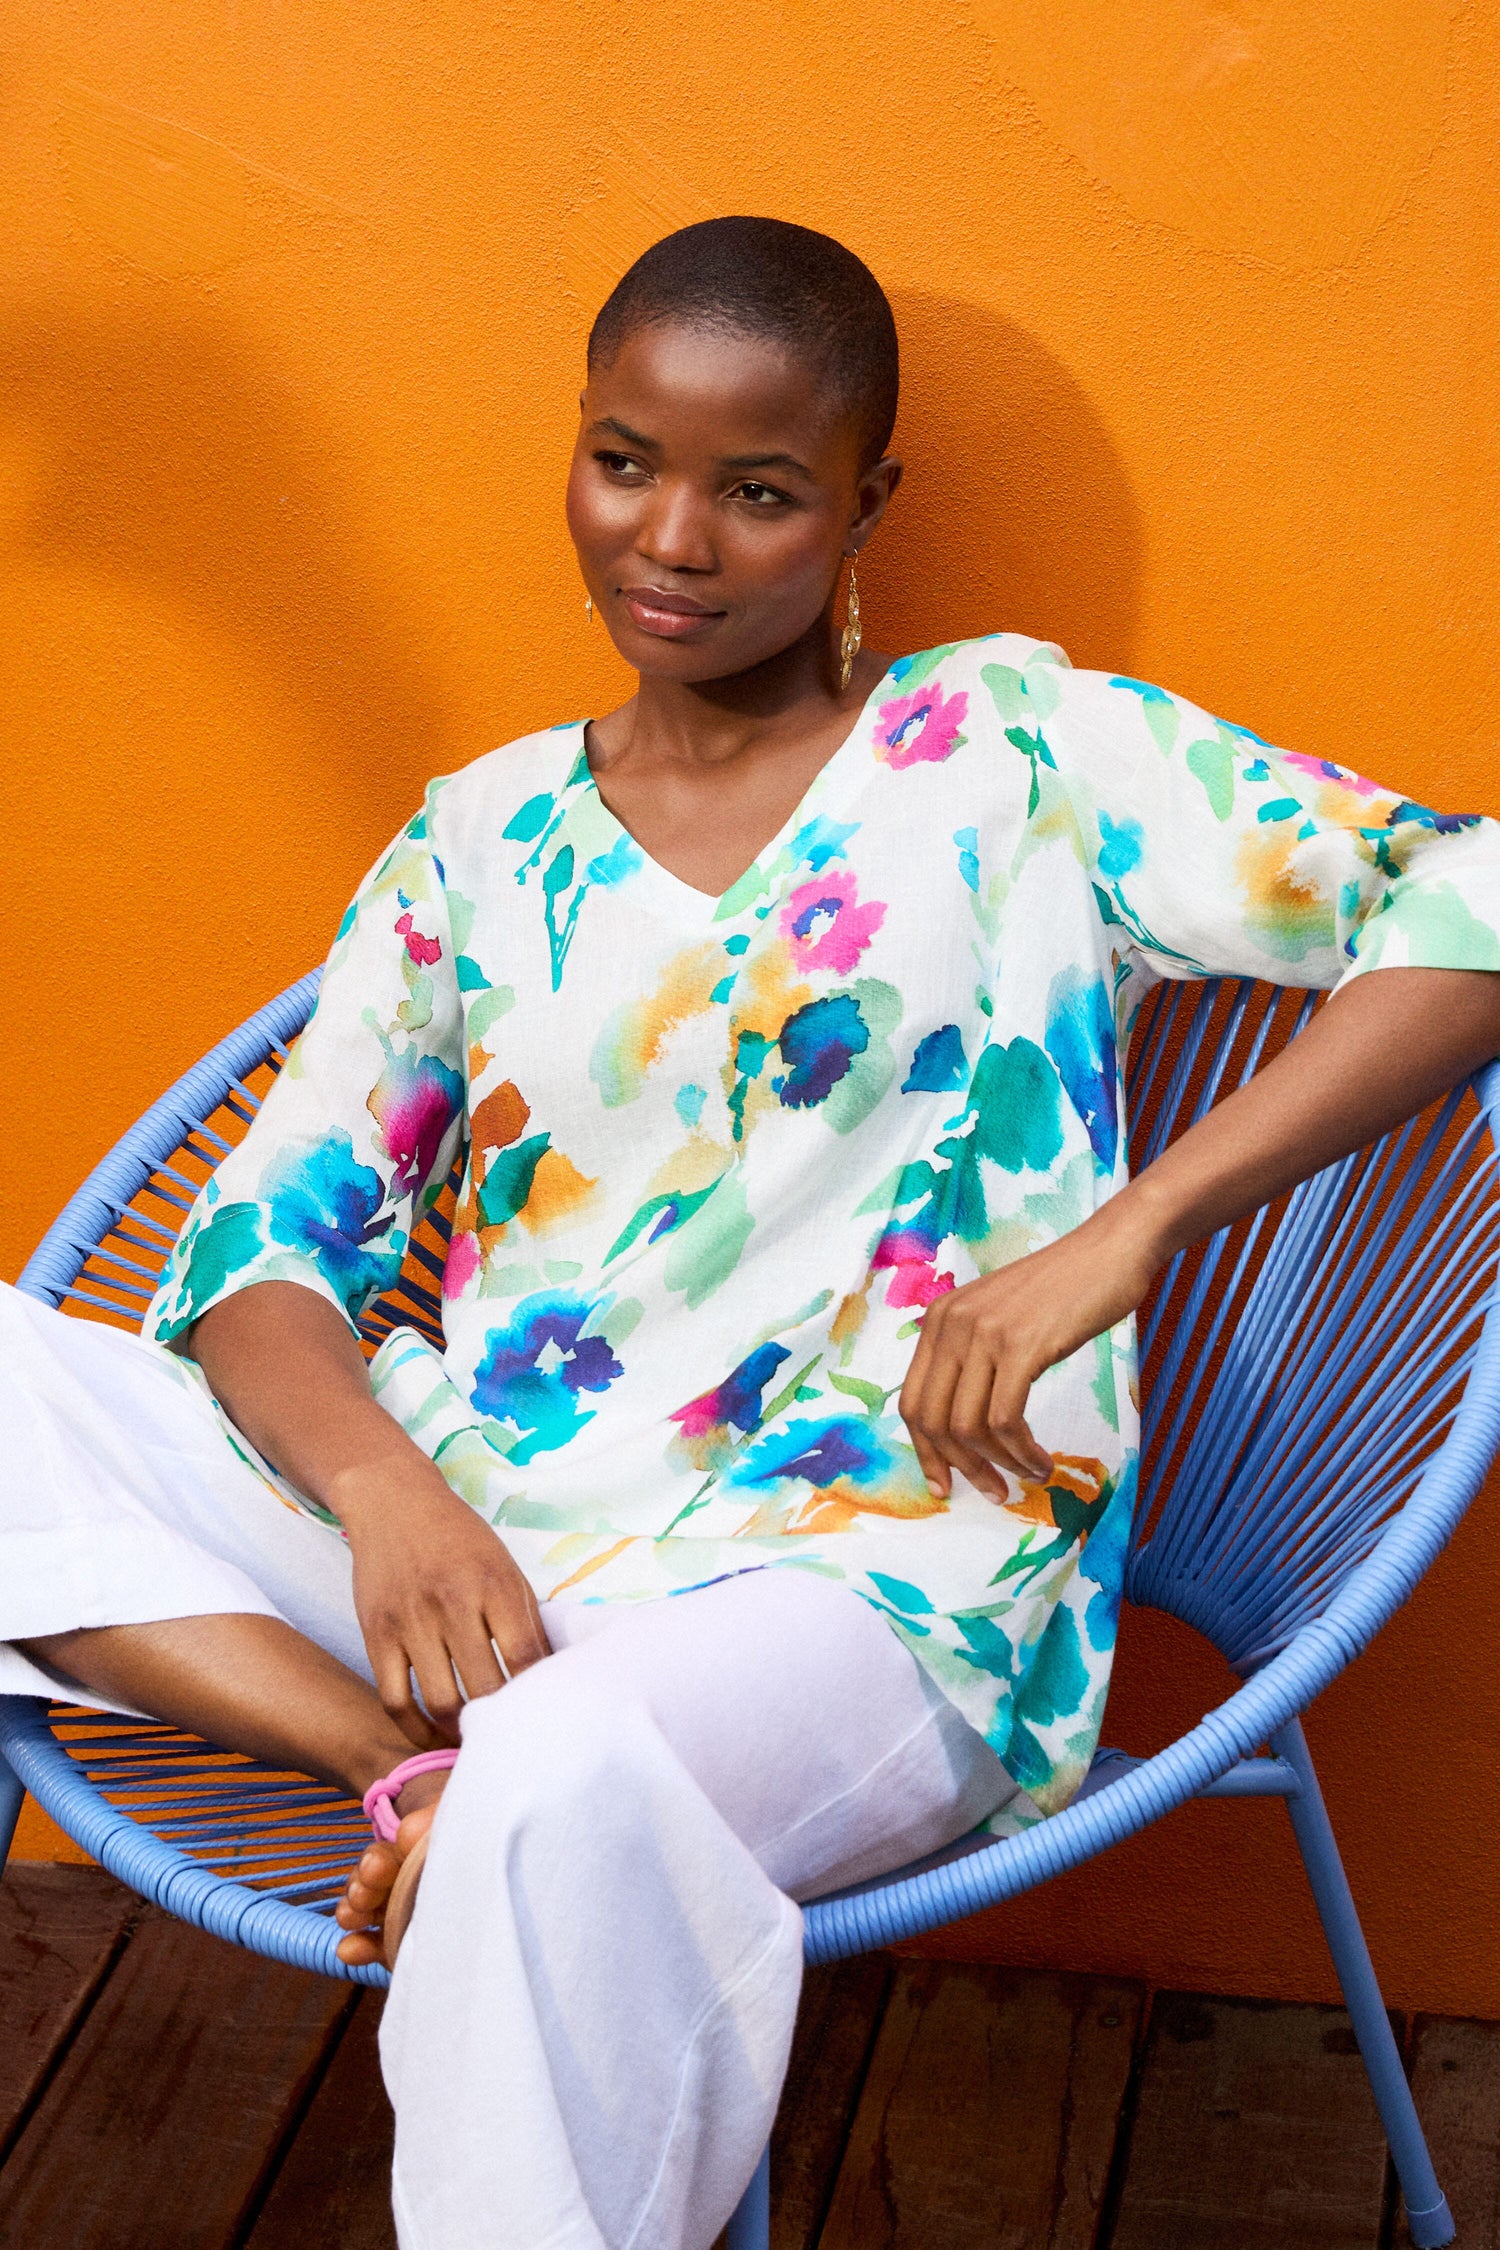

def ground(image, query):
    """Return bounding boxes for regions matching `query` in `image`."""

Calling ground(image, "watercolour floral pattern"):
[149,634,1500,1823]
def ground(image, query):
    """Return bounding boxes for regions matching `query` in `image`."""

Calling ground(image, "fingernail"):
[927,1478,945,1497]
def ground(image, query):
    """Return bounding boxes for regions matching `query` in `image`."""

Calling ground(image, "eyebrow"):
[718,450,815,478]
[590,418,815,481]
[592,415,660,450]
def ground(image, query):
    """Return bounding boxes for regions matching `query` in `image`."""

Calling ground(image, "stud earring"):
[838,556,862,693]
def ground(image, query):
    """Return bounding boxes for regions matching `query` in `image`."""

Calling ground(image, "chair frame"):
[3,970,1497,2250]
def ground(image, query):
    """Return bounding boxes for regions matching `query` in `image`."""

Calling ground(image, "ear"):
[847,455,903,553]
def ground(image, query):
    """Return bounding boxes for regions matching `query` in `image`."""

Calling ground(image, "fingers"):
[985,1365,1054,1484]
[447,1621,509,1704]
[372,1636,444,1751]
[407,1628,468,1742]
[900,1286,1053,1497]
[354,1500,555,1739]
[484,1586,550,1685]
[907,1419,952,1500]
[900,1297,966,1497]
[369,1582,551,1751]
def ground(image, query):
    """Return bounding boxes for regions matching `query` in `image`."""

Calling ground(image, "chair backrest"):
[20,970,1500,1688]
[1124,979,1500,1674]
[18,968,448,1364]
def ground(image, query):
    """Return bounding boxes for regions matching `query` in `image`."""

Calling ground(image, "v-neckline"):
[573,661,901,925]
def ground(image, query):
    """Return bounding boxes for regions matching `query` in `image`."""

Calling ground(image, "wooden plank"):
[771,1955,893,2250]
[0,1908,353,2250]
[0,1865,137,2161]
[255,1952,891,2250]
[1395,2015,1500,2247]
[818,1961,1143,2250]
[246,1992,396,2250]
[1109,1992,1390,2250]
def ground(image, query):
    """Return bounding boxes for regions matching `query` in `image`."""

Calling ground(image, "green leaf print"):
[503,791,557,843]
[604,1181,720,1265]
[1185,736,1236,820]
[981,662,1027,725]
[1009,1605,1090,1748]
[867,1572,936,1616]
[822,978,902,1135]
[828,1371,892,1414]
[662,1172,754,1309]
[969,1038,1065,1174]
[169,1202,265,1326]
[467,985,516,1038]
[476,1133,552,1228]
[1354,879,1500,973]
[757,1354,825,1427]
[891,644,959,691]
[1001,723,1057,820]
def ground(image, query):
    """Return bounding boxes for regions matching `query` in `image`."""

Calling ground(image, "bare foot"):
[335,1768,449,1969]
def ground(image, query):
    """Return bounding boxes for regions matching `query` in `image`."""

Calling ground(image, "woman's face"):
[566,318,899,686]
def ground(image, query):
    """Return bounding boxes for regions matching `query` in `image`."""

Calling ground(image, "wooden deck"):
[3,1865,1499,2248]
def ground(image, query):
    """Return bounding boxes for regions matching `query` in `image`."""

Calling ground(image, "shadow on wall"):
[0,296,457,785]
[0,290,1138,773]
[874,293,1142,676]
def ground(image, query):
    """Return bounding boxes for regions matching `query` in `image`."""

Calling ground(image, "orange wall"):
[3,1,1499,2013]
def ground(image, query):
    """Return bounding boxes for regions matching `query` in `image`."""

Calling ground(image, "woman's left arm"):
[901,964,1500,1498]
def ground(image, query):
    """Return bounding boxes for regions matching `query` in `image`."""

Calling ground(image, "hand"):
[899,1199,1164,1501]
[334,1454,550,1748]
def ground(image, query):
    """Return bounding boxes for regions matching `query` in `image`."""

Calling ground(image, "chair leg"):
[0,1754,23,1874]
[1272,1718,1454,2249]
[726,2144,770,2250]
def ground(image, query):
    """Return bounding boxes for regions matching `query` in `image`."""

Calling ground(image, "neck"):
[610,611,864,770]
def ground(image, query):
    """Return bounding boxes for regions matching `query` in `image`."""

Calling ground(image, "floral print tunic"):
[149,634,1500,1817]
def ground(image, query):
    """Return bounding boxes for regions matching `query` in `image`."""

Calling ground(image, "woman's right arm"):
[190,1280,548,1747]
[150,797,548,1745]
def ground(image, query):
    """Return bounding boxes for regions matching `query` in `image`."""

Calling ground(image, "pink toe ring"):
[363,1748,460,1843]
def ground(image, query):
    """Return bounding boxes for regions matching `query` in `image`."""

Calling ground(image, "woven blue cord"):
[5,977,1497,1991]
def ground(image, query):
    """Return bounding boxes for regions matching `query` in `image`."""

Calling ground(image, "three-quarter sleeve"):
[148,799,467,1347]
[1057,671,1500,1011]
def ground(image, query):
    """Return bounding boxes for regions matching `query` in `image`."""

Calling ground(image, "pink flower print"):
[780,871,887,974]
[396,910,443,968]
[872,1223,956,1310]
[875,684,969,770]
[1281,752,1380,797]
[367,1049,464,1195]
[443,1228,481,1299]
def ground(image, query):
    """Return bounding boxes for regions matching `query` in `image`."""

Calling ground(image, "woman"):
[4,217,1499,2250]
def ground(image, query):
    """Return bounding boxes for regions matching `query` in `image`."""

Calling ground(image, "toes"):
[336,1881,382,1928]
[359,1841,401,1886]
[334,1818,435,1963]
[393,1801,440,1854]
[335,1841,400,1933]
[336,1930,383,1968]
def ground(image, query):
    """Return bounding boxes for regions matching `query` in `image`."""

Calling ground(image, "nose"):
[636,477,718,577]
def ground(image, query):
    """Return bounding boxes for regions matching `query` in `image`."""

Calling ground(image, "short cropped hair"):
[588,217,899,470]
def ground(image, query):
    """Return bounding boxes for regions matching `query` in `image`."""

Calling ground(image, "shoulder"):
[420,720,587,832]
[889,634,1227,781]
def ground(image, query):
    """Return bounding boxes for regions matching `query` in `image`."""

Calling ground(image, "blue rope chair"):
[2,973,1497,2250]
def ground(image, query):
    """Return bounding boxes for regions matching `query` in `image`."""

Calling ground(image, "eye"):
[731,480,792,507]
[594,450,651,481]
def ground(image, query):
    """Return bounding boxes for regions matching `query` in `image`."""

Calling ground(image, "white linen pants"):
[0,1284,1019,2249]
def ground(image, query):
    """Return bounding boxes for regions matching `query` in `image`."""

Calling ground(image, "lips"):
[619,584,727,639]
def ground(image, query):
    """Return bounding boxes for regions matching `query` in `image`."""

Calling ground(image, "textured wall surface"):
[2,0,1498,2012]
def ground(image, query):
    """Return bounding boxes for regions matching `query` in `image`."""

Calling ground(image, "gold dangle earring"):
[838,555,862,694]
[584,592,594,622]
